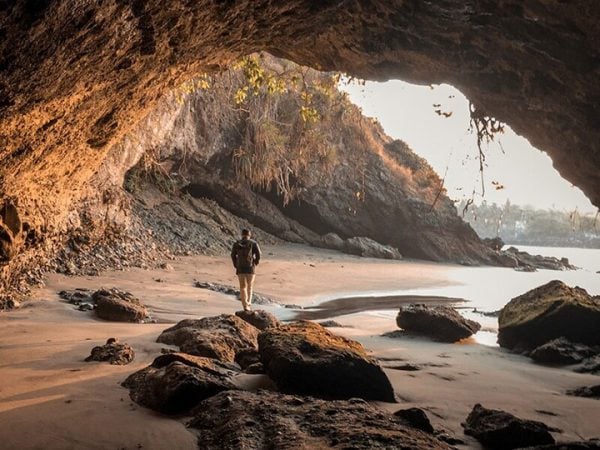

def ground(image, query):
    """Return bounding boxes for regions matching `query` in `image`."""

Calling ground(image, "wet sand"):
[1,243,599,449]
[296,294,464,320]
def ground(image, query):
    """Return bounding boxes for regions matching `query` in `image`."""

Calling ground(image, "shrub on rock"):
[258,321,395,401]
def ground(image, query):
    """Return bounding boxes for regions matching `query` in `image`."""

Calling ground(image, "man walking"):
[231,229,261,311]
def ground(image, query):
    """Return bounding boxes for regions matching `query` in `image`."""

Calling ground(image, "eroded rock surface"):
[235,309,281,331]
[93,288,148,322]
[396,304,481,342]
[498,281,600,351]
[157,314,259,363]
[189,390,451,449]
[85,338,134,365]
[463,404,555,449]
[258,321,395,401]
[122,352,238,415]
[530,338,597,365]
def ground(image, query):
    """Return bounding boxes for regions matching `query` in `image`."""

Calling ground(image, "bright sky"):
[341,80,597,214]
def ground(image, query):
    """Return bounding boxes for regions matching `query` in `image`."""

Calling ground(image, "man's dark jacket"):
[231,238,261,274]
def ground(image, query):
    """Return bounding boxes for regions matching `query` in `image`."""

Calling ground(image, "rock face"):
[463,404,555,449]
[157,315,259,363]
[396,304,481,342]
[258,321,395,401]
[93,288,148,322]
[234,310,281,331]
[122,353,238,415]
[498,281,600,351]
[189,390,451,449]
[530,338,597,365]
[85,338,134,365]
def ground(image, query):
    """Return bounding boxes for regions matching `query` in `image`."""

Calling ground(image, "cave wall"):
[0,0,598,267]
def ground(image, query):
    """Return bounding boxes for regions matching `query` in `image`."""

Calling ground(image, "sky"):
[340,80,597,214]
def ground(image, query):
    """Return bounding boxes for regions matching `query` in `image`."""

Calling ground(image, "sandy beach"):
[1,243,599,449]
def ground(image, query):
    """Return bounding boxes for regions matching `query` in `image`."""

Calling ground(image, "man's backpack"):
[237,240,254,269]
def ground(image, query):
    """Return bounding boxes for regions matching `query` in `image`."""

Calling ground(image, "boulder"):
[122,352,238,415]
[498,281,600,351]
[394,408,435,434]
[566,385,600,399]
[85,338,134,365]
[462,404,555,449]
[576,356,600,375]
[189,390,451,449]
[396,304,481,342]
[93,288,148,322]
[344,236,402,260]
[320,232,345,251]
[530,338,597,365]
[157,314,259,363]
[235,309,281,330]
[258,321,395,401]
[503,247,575,271]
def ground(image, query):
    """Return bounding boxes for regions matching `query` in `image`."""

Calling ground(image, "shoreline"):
[1,243,599,449]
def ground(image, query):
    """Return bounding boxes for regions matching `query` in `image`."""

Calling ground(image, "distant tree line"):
[459,200,600,248]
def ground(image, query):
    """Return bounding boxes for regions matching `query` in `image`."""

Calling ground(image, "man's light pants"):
[238,274,255,310]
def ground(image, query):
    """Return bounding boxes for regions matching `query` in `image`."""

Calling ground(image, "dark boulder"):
[462,404,555,449]
[93,288,148,322]
[576,356,600,375]
[530,338,597,365]
[320,232,345,251]
[498,281,600,351]
[122,352,238,415]
[235,309,281,330]
[189,390,451,449]
[503,247,575,271]
[566,385,600,399]
[396,304,481,342]
[85,338,134,365]
[258,321,395,401]
[394,407,435,434]
[157,314,259,363]
[344,236,402,260]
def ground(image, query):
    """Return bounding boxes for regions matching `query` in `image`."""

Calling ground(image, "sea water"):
[369,245,600,346]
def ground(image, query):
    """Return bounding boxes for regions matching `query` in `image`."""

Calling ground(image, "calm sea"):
[372,245,600,346]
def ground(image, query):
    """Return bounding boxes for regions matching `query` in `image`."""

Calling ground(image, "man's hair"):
[241,229,250,236]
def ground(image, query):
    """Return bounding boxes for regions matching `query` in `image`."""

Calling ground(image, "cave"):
[0,0,598,294]
[1,3,600,448]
